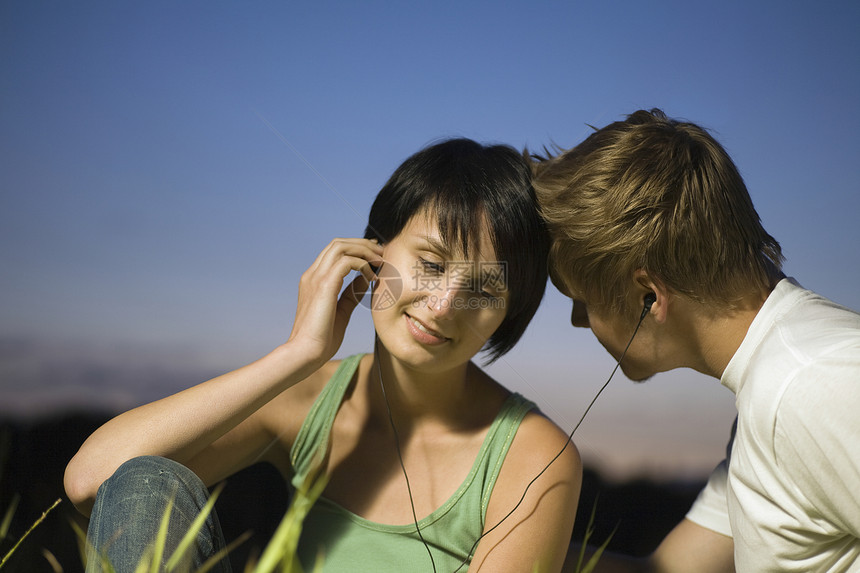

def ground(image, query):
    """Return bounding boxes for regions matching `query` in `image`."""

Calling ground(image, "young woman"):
[65,138,581,572]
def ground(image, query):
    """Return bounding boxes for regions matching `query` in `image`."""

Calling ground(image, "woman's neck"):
[370,342,477,429]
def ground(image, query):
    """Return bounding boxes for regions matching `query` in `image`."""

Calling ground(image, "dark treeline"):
[0,413,702,572]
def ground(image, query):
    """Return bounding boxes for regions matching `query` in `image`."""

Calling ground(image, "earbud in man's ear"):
[644,293,656,311]
[641,293,657,319]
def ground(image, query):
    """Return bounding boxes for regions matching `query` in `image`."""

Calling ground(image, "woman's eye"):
[475,283,498,299]
[459,277,494,299]
[420,258,445,274]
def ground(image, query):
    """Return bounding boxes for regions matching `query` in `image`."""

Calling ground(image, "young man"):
[533,109,860,572]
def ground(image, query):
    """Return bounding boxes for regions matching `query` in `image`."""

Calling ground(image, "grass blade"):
[579,527,616,573]
[134,552,152,573]
[572,496,616,573]
[148,494,175,573]
[0,498,62,570]
[165,482,225,571]
[70,518,117,573]
[41,548,63,573]
[68,519,89,570]
[196,530,252,573]
[255,459,328,573]
[1,495,19,540]
[574,496,598,572]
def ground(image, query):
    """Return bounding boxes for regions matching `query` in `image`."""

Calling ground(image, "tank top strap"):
[479,393,536,520]
[290,354,364,485]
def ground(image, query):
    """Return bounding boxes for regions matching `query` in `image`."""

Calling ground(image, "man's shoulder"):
[752,278,860,361]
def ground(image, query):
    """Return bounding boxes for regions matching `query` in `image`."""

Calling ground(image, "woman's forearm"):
[63,341,321,514]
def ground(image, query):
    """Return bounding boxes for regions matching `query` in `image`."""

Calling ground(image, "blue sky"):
[2,1,858,479]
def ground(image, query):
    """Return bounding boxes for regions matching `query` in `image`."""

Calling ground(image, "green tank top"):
[290,354,535,572]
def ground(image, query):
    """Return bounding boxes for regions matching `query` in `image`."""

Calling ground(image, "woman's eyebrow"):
[417,235,451,256]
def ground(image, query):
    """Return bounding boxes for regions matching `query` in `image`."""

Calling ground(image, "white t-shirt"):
[686,278,860,572]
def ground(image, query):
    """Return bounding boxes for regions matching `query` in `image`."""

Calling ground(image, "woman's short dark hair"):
[365,138,549,362]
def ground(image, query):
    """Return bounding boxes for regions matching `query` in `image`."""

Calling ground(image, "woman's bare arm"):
[470,412,582,573]
[64,238,382,515]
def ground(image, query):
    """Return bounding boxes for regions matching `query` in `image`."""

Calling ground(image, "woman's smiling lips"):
[404,314,450,345]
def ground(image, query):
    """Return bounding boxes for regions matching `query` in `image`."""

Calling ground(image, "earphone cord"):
[377,305,649,573]
[451,305,651,573]
[375,337,438,573]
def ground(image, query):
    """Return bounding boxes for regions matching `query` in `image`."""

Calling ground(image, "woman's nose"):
[429,285,460,317]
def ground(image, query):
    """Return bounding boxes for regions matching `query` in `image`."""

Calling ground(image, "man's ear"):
[633,269,670,324]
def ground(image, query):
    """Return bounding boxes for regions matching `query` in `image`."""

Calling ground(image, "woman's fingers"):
[339,272,371,313]
[288,238,384,361]
[306,238,383,278]
[298,239,380,305]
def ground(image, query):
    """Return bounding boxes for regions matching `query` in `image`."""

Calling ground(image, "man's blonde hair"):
[533,109,783,315]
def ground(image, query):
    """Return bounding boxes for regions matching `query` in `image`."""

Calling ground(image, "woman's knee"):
[87,456,229,572]
[97,456,210,513]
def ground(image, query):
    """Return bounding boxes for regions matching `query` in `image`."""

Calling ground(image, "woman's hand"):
[287,238,383,365]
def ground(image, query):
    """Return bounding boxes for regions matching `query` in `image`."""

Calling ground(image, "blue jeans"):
[86,456,232,573]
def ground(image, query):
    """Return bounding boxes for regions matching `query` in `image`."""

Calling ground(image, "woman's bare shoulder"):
[514,409,581,470]
[470,363,581,484]
[473,403,582,571]
[255,357,356,460]
[490,407,582,512]
[262,358,345,420]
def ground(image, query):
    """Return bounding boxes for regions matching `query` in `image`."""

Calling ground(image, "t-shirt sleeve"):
[685,458,733,537]
[774,361,860,537]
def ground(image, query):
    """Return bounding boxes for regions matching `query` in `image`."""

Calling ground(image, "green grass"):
[1,464,327,573]
[571,498,616,573]
[2,461,606,572]
[1,497,62,570]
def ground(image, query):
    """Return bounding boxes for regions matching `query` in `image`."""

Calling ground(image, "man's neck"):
[675,287,775,379]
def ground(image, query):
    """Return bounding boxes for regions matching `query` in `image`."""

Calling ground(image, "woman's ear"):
[367,237,385,275]
[633,269,670,324]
